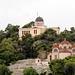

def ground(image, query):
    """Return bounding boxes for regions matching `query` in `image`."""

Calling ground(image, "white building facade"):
[47,40,75,62]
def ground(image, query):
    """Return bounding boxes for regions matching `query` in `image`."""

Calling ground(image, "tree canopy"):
[49,56,75,75]
[5,24,19,40]
[0,64,12,75]
[0,23,75,67]
[22,21,34,28]
[0,38,18,64]
[23,67,39,75]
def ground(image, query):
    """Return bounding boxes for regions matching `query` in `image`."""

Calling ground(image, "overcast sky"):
[0,0,75,31]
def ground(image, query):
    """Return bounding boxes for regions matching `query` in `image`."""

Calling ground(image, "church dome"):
[35,17,44,22]
[60,40,71,45]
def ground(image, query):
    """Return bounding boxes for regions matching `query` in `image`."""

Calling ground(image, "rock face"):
[8,59,50,75]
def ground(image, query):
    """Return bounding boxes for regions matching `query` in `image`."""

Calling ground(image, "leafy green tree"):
[58,28,75,42]
[0,30,6,43]
[22,21,34,28]
[0,64,12,75]
[71,34,75,43]
[49,56,75,75]
[0,38,18,64]
[70,27,75,33]
[21,33,37,58]
[47,44,53,52]
[36,43,52,52]
[44,28,57,36]
[5,24,19,40]
[46,35,56,41]
[44,28,57,42]
[64,56,75,63]
[36,44,48,51]
[1,51,14,64]
[70,27,75,43]
[0,59,6,64]
[0,38,17,52]
[64,62,75,75]
[49,59,65,75]
[17,53,25,60]
[23,67,39,75]
[34,35,41,41]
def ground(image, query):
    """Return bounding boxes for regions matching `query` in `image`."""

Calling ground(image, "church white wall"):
[52,52,59,59]
[59,53,71,59]
[59,44,72,50]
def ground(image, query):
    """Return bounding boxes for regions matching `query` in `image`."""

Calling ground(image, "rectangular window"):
[55,55,57,59]
[34,30,35,34]
[22,31,23,35]
[24,31,25,35]
[36,30,37,34]
[29,31,30,33]
[34,30,37,34]
[22,31,30,35]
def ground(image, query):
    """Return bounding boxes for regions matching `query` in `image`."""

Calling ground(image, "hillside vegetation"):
[0,23,75,65]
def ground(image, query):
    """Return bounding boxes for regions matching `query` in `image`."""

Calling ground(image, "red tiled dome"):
[60,41,71,45]
[71,45,75,49]
[52,44,59,49]
[59,49,71,53]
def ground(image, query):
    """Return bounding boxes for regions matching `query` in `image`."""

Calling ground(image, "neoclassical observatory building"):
[19,17,60,40]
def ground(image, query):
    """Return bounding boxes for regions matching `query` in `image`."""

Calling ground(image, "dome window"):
[64,46,66,49]
[68,46,70,49]
[54,49,58,52]
[72,49,75,52]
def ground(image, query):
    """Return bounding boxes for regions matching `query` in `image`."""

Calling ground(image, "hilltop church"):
[19,17,60,40]
[47,40,75,62]
[35,40,75,65]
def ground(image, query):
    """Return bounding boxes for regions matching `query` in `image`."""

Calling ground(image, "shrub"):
[64,62,75,75]
[0,64,12,75]
[23,67,39,75]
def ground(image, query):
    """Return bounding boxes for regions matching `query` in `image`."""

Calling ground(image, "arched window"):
[38,60,39,62]
[72,49,75,52]
[64,46,66,49]
[68,46,70,49]
[54,49,58,52]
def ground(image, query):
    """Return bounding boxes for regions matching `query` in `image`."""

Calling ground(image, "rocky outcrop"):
[8,59,50,75]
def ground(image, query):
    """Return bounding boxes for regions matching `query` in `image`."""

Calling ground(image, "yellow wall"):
[19,27,60,40]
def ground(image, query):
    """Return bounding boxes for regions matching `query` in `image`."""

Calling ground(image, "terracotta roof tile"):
[71,45,75,49]
[47,52,50,55]
[52,45,59,49]
[59,49,71,53]
[60,41,71,45]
